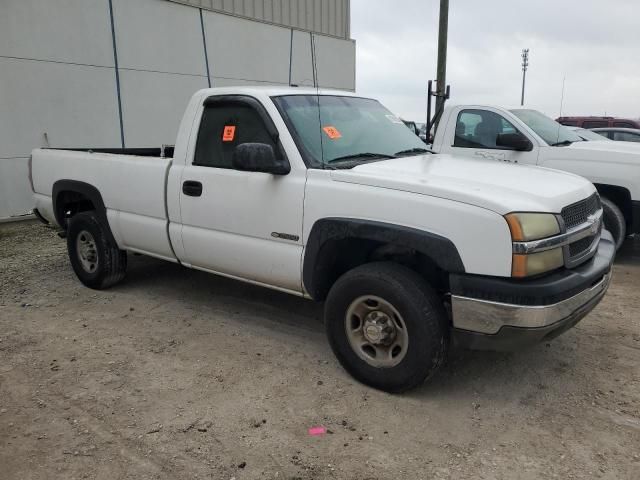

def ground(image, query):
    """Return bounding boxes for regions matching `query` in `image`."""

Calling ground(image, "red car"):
[557,116,640,129]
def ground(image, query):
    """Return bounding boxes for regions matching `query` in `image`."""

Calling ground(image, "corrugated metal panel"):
[167,0,350,38]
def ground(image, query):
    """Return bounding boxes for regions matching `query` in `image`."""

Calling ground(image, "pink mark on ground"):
[308,426,327,436]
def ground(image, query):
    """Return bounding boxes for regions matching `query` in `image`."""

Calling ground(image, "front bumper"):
[450,230,615,351]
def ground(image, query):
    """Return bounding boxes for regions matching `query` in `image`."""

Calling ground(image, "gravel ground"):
[1,220,639,480]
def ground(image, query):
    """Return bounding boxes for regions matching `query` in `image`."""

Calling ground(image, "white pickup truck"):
[432,105,640,249]
[30,87,615,392]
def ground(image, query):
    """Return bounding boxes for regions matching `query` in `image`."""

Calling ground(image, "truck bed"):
[48,146,175,158]
[32,147,176,262]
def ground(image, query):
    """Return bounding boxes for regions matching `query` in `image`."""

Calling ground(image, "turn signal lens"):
[512,248,564,278]
[505,213,560,241]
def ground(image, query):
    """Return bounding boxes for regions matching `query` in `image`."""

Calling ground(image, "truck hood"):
[330,154,595,215]
[565,140,640,164]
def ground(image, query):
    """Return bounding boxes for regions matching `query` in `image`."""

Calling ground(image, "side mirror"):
[496,132,533,152]
[232,143,290,175]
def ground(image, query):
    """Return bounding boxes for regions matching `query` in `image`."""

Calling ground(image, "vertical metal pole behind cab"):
[426,80,433,141]
[435,0,449,116]
[426,0,451,142]
[426,81,450,143]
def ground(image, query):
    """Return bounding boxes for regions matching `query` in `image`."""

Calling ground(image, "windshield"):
[510,109,583,146]
[272,95,428,168]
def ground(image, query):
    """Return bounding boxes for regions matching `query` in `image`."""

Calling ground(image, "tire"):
[601,197,626,250]
[66,212,127,289]
[324,262,448,393]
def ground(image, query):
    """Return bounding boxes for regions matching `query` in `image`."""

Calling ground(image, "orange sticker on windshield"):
[222,125,236,142]
[322,126,342,140]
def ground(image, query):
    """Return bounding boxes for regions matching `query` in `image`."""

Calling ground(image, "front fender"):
[302,218,465,300]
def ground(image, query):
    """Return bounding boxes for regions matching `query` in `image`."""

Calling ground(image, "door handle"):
[182,180,203,197]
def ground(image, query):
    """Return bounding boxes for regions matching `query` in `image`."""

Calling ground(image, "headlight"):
[505,213,563,277]
[505,213,560,241]
[512,249,564,277]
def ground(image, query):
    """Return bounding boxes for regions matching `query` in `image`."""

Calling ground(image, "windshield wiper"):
[327,152,396,163]
[394,147,433,157]
[550,140,574,146]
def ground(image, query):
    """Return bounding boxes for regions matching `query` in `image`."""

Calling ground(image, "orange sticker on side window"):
[222,125,236,142]
[322,126,342,139]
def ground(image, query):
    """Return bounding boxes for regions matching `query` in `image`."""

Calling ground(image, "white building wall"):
[119,70,209,147]
[0,0,354,219]
[0,0,115,66]
[313,33,356,90]
[170,0,350,39]
[112,0,210,147]
[203,12,291,86]
[0,0,120,219]
[290,30,315,87]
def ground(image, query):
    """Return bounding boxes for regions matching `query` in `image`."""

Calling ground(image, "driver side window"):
[194,101,277,168]
[454,109,519,149]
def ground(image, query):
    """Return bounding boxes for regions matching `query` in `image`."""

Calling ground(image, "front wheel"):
[324,262,448,393]
[601,197,626,250]
[67,212,127,289]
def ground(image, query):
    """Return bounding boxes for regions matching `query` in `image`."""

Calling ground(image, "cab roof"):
[195,85,359,98]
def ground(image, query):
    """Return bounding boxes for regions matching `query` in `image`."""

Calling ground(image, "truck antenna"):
[311,32,326,169]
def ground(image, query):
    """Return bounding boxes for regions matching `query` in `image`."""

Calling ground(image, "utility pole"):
[521,48,529,106]
[435,0,449,115]
[426,0,451,137]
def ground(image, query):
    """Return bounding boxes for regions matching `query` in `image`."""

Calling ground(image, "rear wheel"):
[601,197,626,250]
[67,212,127,289]
[324,262,448,393]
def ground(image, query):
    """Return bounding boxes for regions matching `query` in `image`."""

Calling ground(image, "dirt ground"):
[0,219,638,480]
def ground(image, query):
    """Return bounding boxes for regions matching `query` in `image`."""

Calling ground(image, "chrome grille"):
[561,193,601,230]
[568,235,595,258]
[561,193,602,266]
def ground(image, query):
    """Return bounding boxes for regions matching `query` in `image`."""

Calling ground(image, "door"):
[448,109,539,165]
[178,96,306,293]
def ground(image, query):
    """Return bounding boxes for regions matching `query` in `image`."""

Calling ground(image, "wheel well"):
[55,190,96,230]
[309,238,449,301]
[594,184,632,227]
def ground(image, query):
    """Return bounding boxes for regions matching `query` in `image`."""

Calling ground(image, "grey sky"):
[351,0,640,123]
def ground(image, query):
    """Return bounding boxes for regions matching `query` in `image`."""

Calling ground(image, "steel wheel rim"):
[76,230,98,273]
[345,295,409,368]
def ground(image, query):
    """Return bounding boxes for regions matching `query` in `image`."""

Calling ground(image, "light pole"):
[521,48,529,106]
[426,0,451,137]
[435,0,449,117]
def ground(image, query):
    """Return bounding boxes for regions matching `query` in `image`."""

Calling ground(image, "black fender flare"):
[52,180,117,245]
[302,218,465,300]
[593,183,634,229]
